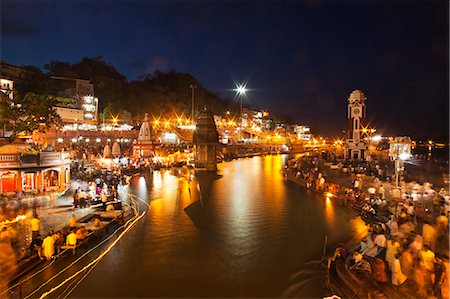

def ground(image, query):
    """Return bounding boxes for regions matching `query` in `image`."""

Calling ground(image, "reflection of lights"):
[351,216,370,240]
[0,214,27,227]
[39,210,146,299]
[325,195,335,226]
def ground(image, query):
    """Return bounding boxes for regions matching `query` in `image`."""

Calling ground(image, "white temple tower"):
[132,113,158,159]
[344,90,368,160]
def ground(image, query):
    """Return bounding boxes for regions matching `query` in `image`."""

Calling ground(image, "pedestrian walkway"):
[12,181,95,260]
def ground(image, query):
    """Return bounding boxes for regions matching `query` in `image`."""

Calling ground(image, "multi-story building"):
[52,77,99,125]
[0,62,32,80]
[0,78,14,100]
[294,125,312,141]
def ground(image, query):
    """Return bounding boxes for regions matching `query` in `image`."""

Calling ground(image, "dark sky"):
[2,1,449,139]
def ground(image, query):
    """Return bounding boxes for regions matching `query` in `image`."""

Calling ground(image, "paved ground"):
[13,181,94,260]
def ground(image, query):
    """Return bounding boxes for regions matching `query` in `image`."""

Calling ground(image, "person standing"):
[101,190,108,210]
[30,215,41,240]
[385,237,400,271]
[422,222,437,251]
[73,189,79,209]
[49,192,56,209]
[419,244,436,294]
[392,253,407,287]
[433,256,446,299]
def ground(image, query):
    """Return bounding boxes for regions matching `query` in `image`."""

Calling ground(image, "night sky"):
[2,1,449,139]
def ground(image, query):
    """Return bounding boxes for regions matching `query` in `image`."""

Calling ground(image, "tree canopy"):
[12,56,291,124]
[0,92,61,137]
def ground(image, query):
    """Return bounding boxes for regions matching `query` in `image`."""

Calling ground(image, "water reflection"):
[324,196,335,227]
[73,155,356,298]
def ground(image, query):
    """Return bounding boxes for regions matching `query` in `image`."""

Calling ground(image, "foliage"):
[0,92,61,136]
[16,56,295,124]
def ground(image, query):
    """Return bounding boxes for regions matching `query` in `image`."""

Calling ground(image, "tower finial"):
[144,113,148,122]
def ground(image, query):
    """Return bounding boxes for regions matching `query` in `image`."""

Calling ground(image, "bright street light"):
[235,84,247,96]
[234,83,248,127]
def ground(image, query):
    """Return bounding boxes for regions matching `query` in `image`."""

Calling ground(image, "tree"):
[0,92,61,139]
[44,60,72,77]
[0,95,26,137]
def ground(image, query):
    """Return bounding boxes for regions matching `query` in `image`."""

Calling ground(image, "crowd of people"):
[28,216,95,261]
[284,153,449,298]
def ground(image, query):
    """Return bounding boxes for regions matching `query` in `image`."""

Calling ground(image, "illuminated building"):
[0,143,70,194]
[344,90,368,160]
[132,113,158,159]
[52,77,99,125]
[294,125,312,141]
[0,78,14,100]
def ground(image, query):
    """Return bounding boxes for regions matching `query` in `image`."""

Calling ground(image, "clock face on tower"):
[352,107,362,118]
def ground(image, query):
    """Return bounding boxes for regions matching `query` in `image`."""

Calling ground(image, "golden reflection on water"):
[324,196,335,227]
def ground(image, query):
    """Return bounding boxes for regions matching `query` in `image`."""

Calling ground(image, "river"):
[71,155,358,298]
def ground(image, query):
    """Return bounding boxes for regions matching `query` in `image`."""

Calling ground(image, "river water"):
[72,155,358,298]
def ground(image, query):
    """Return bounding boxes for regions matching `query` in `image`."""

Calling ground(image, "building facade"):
[52,77,99,125]
[344,90,368,160]
[0,78,14,100]
[0,144,70,194]
[294,125,312,141]
[132,113,158,159]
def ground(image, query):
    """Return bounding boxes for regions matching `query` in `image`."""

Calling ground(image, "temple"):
[193,107,219,171]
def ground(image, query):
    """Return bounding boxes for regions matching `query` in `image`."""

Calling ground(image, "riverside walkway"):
[284,153,449,299]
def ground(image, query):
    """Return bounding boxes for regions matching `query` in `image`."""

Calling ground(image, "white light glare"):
[372,135,382,142]
[399,152,410,161]
[234,83,247,96]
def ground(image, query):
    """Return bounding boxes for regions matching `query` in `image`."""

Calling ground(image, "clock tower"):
[344,90,368,160]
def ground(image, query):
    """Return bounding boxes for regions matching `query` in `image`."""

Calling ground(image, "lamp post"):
[190,85,196,123]
[389,137,412,188]
[234,83,247,125]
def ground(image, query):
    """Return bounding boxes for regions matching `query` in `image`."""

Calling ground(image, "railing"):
[0,151,70,169]
[0,154,20,168]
